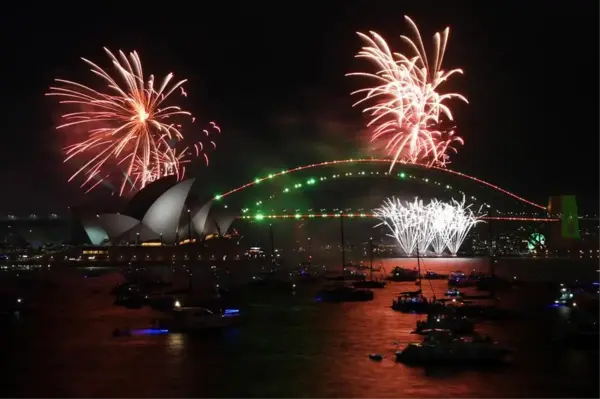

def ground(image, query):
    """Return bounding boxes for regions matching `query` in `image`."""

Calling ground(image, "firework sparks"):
[47,48,220,195]
[348,16,468,171]
[373,195,483,256]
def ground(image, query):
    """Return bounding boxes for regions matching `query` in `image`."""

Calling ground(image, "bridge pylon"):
[547,195,580,251]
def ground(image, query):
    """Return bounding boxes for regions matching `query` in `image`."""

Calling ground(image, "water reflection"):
[0,259,598,397]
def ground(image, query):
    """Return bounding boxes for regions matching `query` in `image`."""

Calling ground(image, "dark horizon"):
[1,1,597,214]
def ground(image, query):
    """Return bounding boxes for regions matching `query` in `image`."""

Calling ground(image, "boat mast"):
[416,246,422,293]
[488,208,495,277]
[488,208,495,298]
[269,223,275,265]
[340,213,346,275]
[369,236,374,280]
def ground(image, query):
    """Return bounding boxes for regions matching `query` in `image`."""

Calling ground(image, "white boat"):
[396,329,510,365]
[154,306,240,332]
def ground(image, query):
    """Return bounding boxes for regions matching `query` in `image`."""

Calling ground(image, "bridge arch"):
[214,158,546,214]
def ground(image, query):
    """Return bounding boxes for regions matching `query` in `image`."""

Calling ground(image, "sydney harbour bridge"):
[0,158,596,260]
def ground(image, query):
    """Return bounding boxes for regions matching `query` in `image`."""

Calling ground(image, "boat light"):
[131,328,169,335]
[174,300,181,308]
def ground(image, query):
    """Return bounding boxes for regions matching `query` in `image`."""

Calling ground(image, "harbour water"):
[1,258,598,397]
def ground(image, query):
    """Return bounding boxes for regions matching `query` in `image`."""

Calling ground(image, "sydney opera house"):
[0,177,245,264]
[76,177,234,246]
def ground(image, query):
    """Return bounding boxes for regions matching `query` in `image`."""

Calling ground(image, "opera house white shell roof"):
[79,178,233,245]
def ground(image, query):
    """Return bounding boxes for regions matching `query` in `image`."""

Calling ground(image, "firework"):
[348,16,468,170]
[373,196,483,256]
[429,199,454,255]
[47,48,219,195]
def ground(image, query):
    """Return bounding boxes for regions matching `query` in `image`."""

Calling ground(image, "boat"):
[352,239,386,289]
[552,282,600,311]
[395,329,511,365]
[556,311,599,346]
[143,293,181,311]
[391,249,440,313]
[392,291,444,313]
[443,288,495,300]
[387,266,418,282]
[317,283,374,302]
[447,271,479,287]
[324,269,367,281]
[568,317,599,337]
[552,284,576,307]
[290,264,320,282]
[153,306,241,332]
[354,263,370,271]
[476,275,517,291]
[248,274,295,290]
[0,293,25,314]
[114,293,145,309]
[440,297,513,320]
[414,313,474,335]
[344,269,367,280]
[422,271,448,280]
[111,279,172,296]
[353,280,386,289]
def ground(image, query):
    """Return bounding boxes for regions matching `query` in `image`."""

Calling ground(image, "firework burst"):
[47,48,220,195]
[373,195,483,256]
[348,16,468,171]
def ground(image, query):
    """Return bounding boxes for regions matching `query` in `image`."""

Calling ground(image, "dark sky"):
[1,1,598,215]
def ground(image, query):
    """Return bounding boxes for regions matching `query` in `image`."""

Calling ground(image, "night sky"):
[1,1,597,215]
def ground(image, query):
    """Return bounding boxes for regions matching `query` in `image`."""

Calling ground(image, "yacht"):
[153,307,240,332]
[317,283,374,302]
[476,275,517,291]
[448,271,479,288]
[387,266,419,282]
[415,313,474,335]
[114,294,146,309]
[440,297,513,320]
[396,329,510,365]
[562,313,599,343]
[352,279,387,289]
[392,291,444,314]
[422,271,448,280]
[248,274,295,290]
[352,257,386,288]
[0,294,25,315]
[325,269,367,281]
